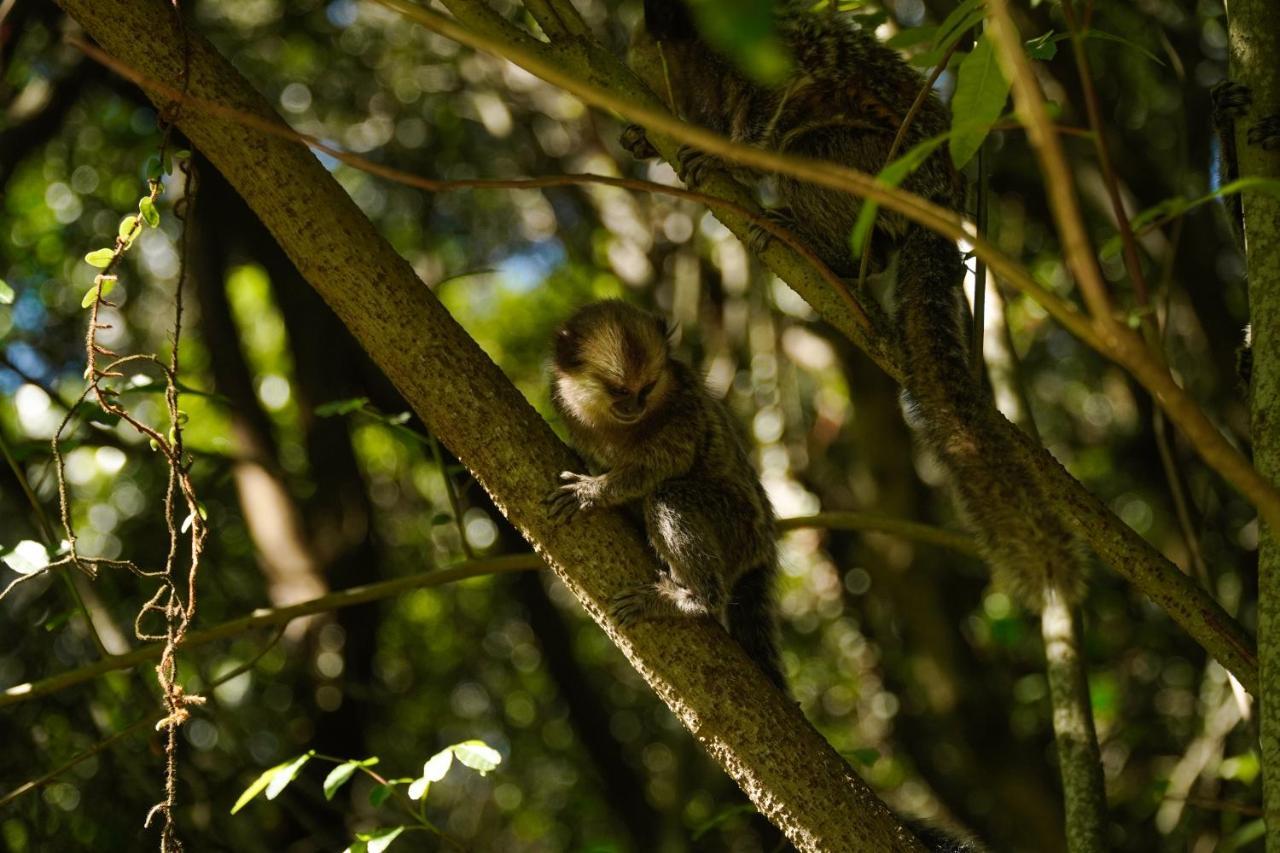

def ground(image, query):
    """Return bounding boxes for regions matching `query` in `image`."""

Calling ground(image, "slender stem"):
[1041,590,1109,852]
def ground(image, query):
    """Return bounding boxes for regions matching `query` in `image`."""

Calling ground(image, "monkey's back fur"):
[549,301,786,689]
[630,1,1086,609]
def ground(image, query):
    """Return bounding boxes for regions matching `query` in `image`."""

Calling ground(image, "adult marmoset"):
[545,300,786,691]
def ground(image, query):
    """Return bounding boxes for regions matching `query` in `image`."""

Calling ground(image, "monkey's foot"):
[620,124,658,160]
[609,585,662,627]
[543,471,600,522]
[1211,80,1253,119]
[746,208,798,255]
[609,577,713,627]
[1248,115,1280,151]
[675,145,721,186]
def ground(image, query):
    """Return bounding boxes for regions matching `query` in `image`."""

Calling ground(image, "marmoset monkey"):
[545,300,786,691]
[624,0,1086,612]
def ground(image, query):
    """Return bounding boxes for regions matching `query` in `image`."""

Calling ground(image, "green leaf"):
[1025,30,1058,60]
[315,396,370,417]
[0,279,12,305]
[949,33,1010,169]
[885,25,936,50]
[430,514,453,527]
[81,277,117,308]
[2,540,50,575]
[421,748,454,783]
[324,762,361,801]
[451,740,501,774]
[365,826,405,853]
[407,776,430,801]
[84,249,115,268]
[1100,178,1280,259]
[685,0,791,85]
[848,747,880,766]
[118,215,139,240]
[368,784,393,808]
[231,760,290,814]
[933,0,984,50]
[849,134,950,255]
[139,196,160,228]
[145,155,163,181]
[265,752,313,800]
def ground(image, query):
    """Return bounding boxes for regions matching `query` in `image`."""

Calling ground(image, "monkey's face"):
[553,301,674,429]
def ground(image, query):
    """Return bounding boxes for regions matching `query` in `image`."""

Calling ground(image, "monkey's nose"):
[614,398,643,419]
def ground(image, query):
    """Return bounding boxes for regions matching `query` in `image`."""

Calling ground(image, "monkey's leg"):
[610,486,728,627]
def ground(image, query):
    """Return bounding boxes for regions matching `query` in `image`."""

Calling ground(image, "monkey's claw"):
[676,145,719,186]
[609,586,656,628]
[621,124,658,160]
[1248,115,1280,151]
[746,208,798,255]
[543,471,596,522]
[1211,80,1253,119]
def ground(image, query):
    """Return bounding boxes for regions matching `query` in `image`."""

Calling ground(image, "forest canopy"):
[1,0,1279,851]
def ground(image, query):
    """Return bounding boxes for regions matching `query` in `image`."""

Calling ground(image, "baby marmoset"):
[625,0,1087,612]
[546,300,786,691]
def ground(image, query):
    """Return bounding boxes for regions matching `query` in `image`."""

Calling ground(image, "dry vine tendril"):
[11,41,208,853]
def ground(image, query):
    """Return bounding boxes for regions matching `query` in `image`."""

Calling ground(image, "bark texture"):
[1226,0,1280,846]
[55,0,926,848]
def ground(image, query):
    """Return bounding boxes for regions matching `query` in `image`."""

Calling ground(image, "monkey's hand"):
[746,207,798,255]
[621,124,658,159]
[1248,115,1280,151]
[675,145,722,186]
[545,471,603,521]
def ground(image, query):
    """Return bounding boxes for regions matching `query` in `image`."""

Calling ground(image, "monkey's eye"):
[605,384,629,398]
[638,381,657,403]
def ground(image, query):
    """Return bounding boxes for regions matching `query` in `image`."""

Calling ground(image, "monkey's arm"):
[546,425,699,520]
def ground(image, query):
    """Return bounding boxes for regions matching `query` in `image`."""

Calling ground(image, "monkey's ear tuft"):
[554,325,583,370]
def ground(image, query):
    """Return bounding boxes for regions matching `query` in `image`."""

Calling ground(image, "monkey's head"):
[552,300,675,429]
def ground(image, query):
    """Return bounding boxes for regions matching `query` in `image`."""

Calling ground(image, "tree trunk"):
[1226,0,1280,847]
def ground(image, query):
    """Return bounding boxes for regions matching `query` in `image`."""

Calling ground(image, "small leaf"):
[84,249,115,268]
[430,514,453,527]
[315,397,370,417]
[0,279,12,305]
[139,196,160,227]
[81,277,116,308]
[265,752,312,800]
[324,762,360,801]
[407,776,430,801]
[421,748,454,783]
[232,762,287,814]
[848,747,881,766]
[363,824,401,850]
[2,540,50,575]
[173,149,192,161]
[119,215,139,239]
[949,33,1011,169]
[145,155,163,181]
[451,740,501,774]
[1025,31,1058,60]
[849,135,950,255]
[385,411,411,426]
[181,512,196,534]
[368,784,392,808]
